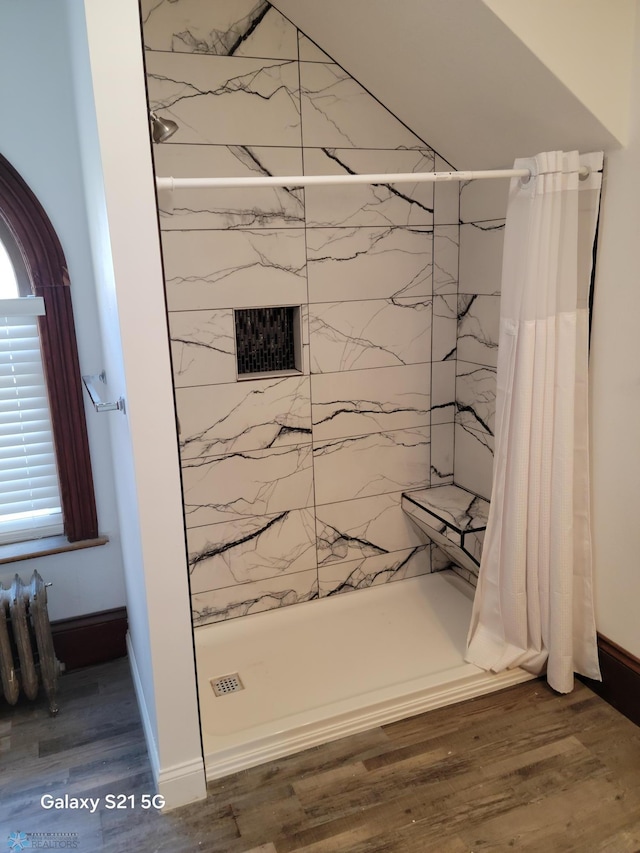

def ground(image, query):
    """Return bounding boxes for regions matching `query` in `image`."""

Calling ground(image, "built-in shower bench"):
[401,484,490,578]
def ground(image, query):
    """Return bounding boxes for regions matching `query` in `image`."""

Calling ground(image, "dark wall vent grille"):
[235,307,297,375]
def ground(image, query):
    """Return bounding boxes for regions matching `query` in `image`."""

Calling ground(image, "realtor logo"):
[7,832,78,850]
[7,834,29,851]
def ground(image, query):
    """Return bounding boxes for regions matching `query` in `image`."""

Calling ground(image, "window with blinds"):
[1,153,98,544]
[0,240,63,544]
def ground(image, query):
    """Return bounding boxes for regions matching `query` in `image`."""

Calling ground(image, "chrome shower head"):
[149,111,179,143]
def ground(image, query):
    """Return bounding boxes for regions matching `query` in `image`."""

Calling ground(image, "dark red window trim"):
[0,152,98,542]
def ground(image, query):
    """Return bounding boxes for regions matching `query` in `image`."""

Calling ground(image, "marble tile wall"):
[142,0,461,624]
[451,178,508,584]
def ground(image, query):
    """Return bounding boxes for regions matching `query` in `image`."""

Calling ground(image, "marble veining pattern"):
[431,544,453,573]
[430,423,455,486]
[402,525,480,577]
[432,295,458,361]
[309,298,432,373]
[457,294,500,367]
[177,375,311,459]
[303,148,435,227]
[459,221,505,296]
[313,426,430,506]
[453,423,494,500]
[401,484,488,575]
[192,568,319,625]
[306,226,432,303]
[146,53,301,146]
[455,184,506,502]
[188,507,316,592]
[299,63,425,149]
[431,363,456,426]
[155,144,304,230]
[311,364,430,441]
[455,362,496,436]
[143,2,467,621]
[318,546,430,597]
[433,226,459,295]
[404,485,489,539]
[182,442,314,527]
[169,309,236,387]
[141,0,298,58]
[162,228,307,311]
[315,492,429,567]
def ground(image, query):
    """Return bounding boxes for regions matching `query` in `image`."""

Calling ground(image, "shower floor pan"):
[195,570,535,781]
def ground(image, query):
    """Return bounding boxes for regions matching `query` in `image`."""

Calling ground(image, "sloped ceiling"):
[482,0,636,145]
[271,0,625,169]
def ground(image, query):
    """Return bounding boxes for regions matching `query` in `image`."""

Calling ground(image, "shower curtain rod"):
[155,165,590,191]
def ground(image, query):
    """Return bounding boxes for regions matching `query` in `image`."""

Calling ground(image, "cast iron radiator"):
[0,570,59,715]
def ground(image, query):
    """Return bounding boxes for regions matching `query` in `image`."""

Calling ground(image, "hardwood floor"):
[1,658,640,852]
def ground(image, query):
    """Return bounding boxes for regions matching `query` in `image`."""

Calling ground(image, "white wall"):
[69,0,205,808]
[271,0,621,169]
[483,0,636,146]
[0,0,126,621]
[590,4,640,660]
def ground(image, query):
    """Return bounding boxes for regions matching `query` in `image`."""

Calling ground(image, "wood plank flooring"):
[1,658,640,852]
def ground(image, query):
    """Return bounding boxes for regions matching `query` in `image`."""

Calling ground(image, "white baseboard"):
[204,668,535,781]
[127,633,206,810]
[127,632,160,781]
[157,758,207,809]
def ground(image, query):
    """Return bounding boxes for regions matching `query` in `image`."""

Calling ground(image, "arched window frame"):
[0,152,98,542]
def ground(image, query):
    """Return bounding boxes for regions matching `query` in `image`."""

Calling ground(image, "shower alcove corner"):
[196,482,536,782]
[401,484,490,582]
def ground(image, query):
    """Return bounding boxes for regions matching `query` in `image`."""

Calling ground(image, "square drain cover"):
[211,673,244,696]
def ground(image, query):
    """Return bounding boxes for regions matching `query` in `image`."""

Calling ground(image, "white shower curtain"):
[466,150,603,693]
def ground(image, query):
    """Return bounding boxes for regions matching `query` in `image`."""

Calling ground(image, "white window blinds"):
[0,297,63,543]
